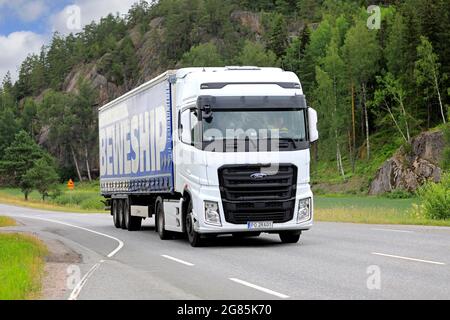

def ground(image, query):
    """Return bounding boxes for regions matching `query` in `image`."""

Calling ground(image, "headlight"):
[204,201,222,226]
[297,198,311,223]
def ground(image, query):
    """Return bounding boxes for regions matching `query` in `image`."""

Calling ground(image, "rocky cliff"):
[369,131,445,195]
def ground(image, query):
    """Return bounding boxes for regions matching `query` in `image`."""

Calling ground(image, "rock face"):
[231,11,262,35]
[369,131,445,195]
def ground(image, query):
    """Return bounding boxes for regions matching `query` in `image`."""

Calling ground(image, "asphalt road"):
[1,203,449,300]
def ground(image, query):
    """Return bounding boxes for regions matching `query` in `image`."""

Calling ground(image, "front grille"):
[219,164,297,224]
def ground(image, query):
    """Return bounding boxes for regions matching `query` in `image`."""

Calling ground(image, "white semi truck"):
[99,67,318,246]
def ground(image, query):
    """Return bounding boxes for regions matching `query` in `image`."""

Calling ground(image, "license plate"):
[247,221,273,229]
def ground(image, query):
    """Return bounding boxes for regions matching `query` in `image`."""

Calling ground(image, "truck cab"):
[172,67,318,246]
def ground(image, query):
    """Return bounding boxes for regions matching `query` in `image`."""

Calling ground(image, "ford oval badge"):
[250,172,267,179]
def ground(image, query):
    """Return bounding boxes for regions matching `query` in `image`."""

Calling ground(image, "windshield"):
[201,109,308,151]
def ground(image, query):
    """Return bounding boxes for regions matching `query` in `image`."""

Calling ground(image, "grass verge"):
[0,181,105,213]
[0,216,16,227]
[0,233,48,300]
[314,196,450,226]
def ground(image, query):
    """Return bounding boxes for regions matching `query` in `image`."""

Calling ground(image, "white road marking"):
[372,228,414,234]
[371,252,446,265]
[161,254,195,266]
[68,262,102,300]
[8,214,125,300]
[229,278,290,299]
[13,215,124,258]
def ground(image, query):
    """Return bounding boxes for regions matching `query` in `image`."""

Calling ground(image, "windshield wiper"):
[279,137,300,148]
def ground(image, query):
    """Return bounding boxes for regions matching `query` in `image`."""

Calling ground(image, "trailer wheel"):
[117,200,126,229]
[122,199,142,231]
[279,231,301,244]
[123,198,130,230]
[112,200,121,228]
[156,200,171,240]
[186,201,203,247]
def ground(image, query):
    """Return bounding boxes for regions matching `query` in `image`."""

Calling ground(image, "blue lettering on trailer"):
[99,80,173,194]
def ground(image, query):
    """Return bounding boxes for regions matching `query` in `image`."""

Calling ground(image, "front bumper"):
[190,184,314,234]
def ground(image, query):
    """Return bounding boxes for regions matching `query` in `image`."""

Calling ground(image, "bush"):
[442,123,450,170]
[415,173,450,220]
[52,192,92,206]
[79,197,104,210]
[384,189,414,199]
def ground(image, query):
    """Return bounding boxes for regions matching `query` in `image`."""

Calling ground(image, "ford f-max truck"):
[99,67,318,246]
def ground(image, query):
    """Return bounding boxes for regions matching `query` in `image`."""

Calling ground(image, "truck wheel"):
[185,201,203,247]
[156,201,171,240]
[123,199,130,230]
[117,200,126,229]
[279,231,301,244]
[112,200,121,228]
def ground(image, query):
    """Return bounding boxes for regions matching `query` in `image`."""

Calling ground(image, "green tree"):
[72,80,98,182]
[23,158,59,201]
[414,36,447,124]
[266,13,288,58]
[314,39,348,179]
[0,131,50,200]
[282,27,309,74]
[300,19,332,95]
[181,42,224,67]
[20,98,38,135]
[342,19,380,160]
[237,41,278,67]
[0,108,19,156]
[373,73,412,144]
[38,90,83,182]
[441,122,450,170]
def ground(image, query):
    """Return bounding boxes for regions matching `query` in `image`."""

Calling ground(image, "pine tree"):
[266,14,288,58]
[23,158,59,201]
[0,131,54,200]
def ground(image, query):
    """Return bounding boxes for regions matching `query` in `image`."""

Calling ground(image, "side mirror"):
[308,107,319,142]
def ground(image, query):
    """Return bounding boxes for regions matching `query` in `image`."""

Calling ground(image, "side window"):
[190,110,200,144]
[180,110,191,144]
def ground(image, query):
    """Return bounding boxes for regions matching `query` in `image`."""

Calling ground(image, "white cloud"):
[0,0,48,22]
[0,0,140,83]
[0,32,47,82]
[52,0,139,34]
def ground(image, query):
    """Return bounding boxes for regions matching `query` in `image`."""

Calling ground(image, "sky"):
[0,0,140,83]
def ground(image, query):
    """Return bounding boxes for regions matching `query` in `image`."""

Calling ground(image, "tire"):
[123,198,130,230]
[112,200,121,228]
[121,199,142,231]
[279,231,301,244]
[156,200,171,240]
[185,201,203,247]
[117,200,126,230]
